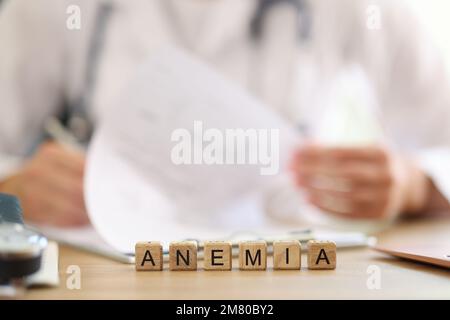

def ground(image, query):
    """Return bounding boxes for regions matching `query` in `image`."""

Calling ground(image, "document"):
[84,47,300,253]
[39,49,379,259]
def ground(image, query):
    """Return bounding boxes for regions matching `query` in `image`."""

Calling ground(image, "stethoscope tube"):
[66,2,115,145]
[250,0,311,42]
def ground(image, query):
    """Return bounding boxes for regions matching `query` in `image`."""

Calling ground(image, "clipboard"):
[165,229,375,263]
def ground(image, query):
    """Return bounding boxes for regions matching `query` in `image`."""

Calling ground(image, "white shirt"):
[0,0,450,202]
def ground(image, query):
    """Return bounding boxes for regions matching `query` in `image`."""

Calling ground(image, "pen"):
[44,117,86,152]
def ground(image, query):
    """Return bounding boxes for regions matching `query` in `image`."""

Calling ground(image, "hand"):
[290,144,430,220]
[0,142,89,227]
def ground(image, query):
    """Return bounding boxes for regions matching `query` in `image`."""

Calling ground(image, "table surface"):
[25,217,450,299]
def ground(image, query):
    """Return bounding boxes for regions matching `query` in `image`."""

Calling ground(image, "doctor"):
[0,0,449,227]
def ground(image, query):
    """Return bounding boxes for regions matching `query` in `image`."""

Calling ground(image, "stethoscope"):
[61,0,311,145]
[250,0,311,42]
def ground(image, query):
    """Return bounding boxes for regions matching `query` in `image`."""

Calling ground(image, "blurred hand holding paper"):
[85,48,300,253]
[302,65,394,232]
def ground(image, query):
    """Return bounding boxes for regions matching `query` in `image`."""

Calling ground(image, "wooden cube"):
[135,241,163,271]
[273,240,301,270]
[307,240,336,270]
[169,241,198,271]
[203,241,232,271]
[239,241,267,270]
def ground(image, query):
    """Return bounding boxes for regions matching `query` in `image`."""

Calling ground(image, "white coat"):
[0,0,449,204]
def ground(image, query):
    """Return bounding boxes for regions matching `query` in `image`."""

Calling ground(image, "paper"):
[41,52,383,258]
[85,47,301,253]
[315,64,385,146]
[36,225,133,262]
[27,241,59,287]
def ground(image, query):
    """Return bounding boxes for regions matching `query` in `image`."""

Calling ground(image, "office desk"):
[25,218,450,299]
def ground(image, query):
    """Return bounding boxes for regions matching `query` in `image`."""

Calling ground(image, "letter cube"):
[307,240,336,270]
[239,241,267,270]
[135,241,163,271]
[273,240,301,270]
[169,241,198,271]
[203,241,232,271]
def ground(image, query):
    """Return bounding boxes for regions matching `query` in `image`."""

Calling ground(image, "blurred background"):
[409,0,450,72]
[0,0,449,234]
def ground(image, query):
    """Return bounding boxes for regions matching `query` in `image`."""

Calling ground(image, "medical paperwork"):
[85,47,301,253]
[40,48,384,260]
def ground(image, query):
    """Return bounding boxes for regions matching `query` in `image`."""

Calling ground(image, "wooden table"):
[25,217,450,299]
